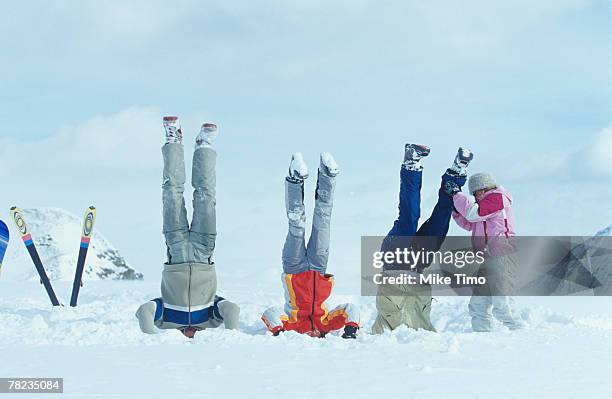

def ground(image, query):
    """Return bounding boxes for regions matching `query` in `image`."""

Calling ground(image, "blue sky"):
[0,0,610,279]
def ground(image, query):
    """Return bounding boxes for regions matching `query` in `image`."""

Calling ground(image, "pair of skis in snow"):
[8,207,96,307]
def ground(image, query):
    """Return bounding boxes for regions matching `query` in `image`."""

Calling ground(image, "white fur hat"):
[468,172,497,194]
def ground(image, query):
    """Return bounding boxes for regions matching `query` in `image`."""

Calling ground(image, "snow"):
[0,223,610,398]
[2,208,141,282]
[2,274,612,398]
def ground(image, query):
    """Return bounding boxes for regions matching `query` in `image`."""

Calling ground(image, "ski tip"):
[9,207,29,237]
[9,206,22,218]
[85,206,96,218]
[82,207,96,238]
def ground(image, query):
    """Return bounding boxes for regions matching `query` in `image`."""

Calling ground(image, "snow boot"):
[448,147,474,176]
[195,122,218,149]
[287,152,309,183]
[163,116,183,144]
[403,144,430,171]
[319,152,340,177]
[342,325,358,339]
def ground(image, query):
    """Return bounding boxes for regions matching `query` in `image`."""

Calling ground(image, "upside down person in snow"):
[261,152,360,339]
[372,144,473,333]
[135,117,240,338]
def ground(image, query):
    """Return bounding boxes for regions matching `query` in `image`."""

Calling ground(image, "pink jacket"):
[452,187,516,256]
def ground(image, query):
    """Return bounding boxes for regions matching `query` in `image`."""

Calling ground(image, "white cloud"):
[494,126,612,182]
[590,127,612,175]
[0,106,163,172]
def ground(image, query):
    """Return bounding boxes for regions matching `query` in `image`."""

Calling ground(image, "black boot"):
[342,325,358,339]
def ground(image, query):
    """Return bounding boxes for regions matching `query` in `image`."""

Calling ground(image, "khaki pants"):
[372,273,435,333]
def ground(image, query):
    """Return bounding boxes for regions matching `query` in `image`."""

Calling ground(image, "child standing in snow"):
[136,117,239,338]
[261,153,360,339]
[452,172,523,332]
[372,145,472,334]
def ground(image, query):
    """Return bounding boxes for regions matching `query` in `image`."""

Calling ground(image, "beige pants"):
[372,273,435,334]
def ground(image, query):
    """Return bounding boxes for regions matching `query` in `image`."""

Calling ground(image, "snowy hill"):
[2,207,142,281]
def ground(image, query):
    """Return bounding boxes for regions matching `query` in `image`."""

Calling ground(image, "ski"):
[70,206,96,307]
[10,207,61,306]
[0,220,9,277]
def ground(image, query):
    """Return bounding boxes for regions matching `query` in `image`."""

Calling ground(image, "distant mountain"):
[3,207,142,281]
[516,225,612,296]
[595,225,611,237]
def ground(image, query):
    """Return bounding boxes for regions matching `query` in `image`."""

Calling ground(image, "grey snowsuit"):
[136,144,239,333]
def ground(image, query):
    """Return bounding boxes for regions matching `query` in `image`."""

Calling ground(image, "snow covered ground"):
[2,276,612,399]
